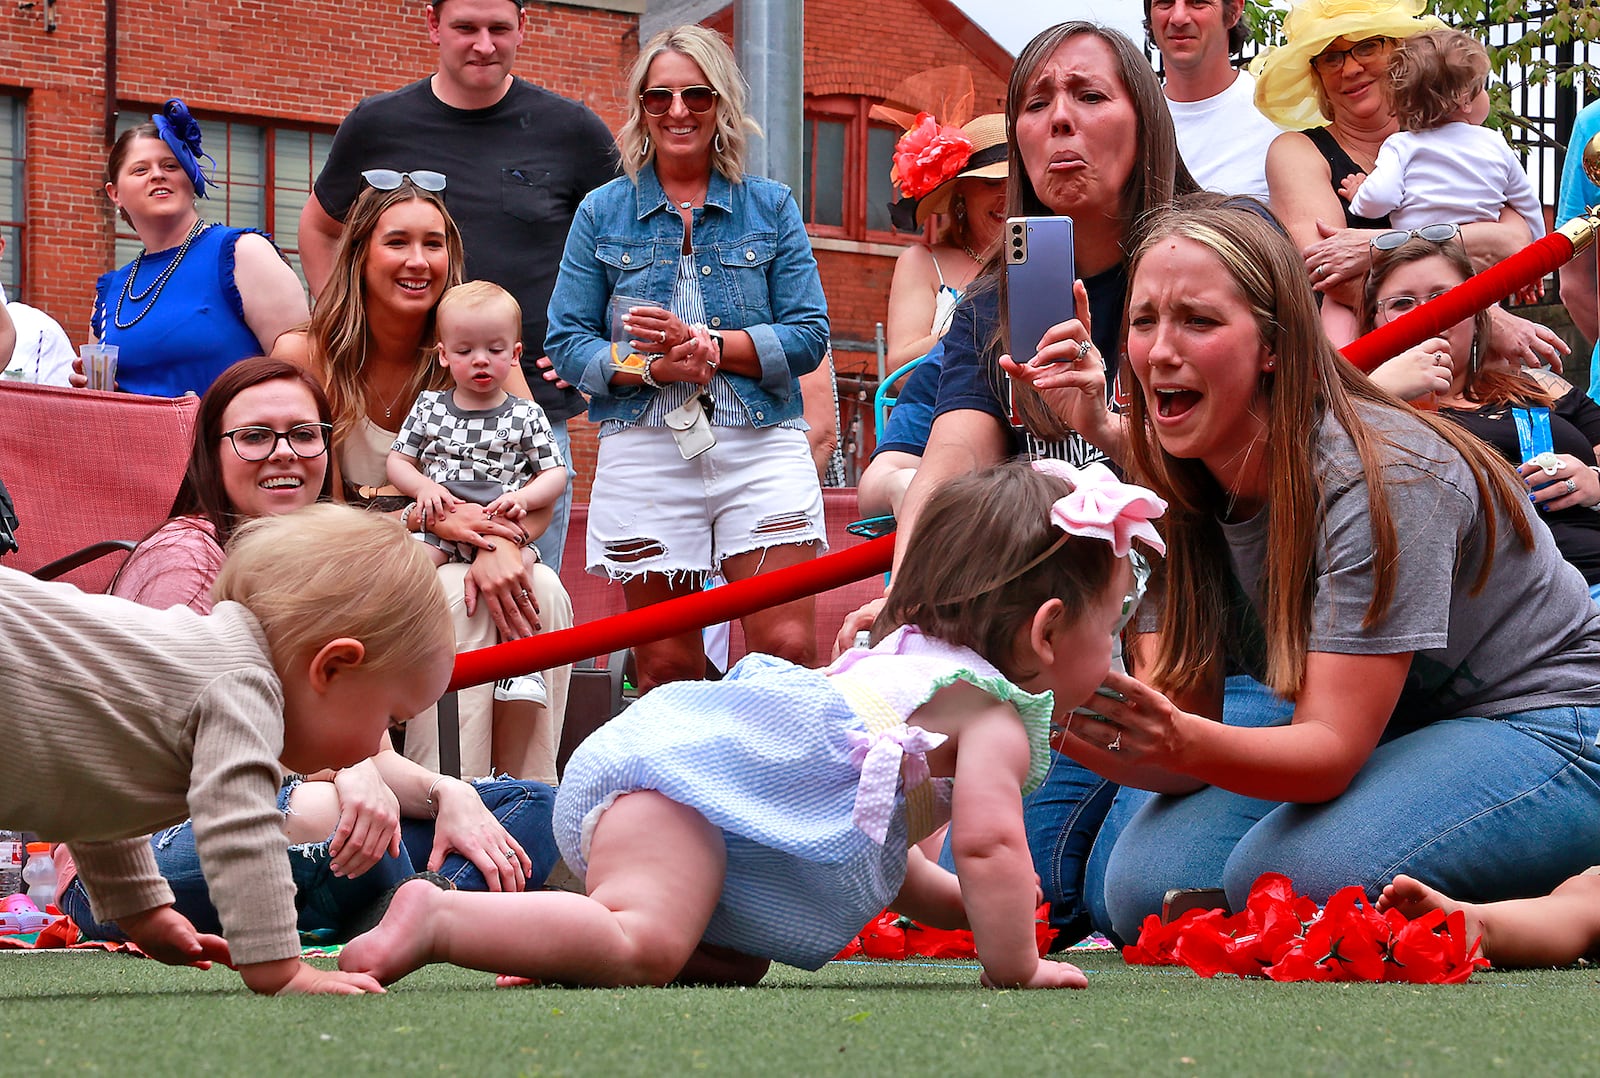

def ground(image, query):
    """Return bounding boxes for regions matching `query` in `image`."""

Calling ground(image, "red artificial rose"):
[1122,912,1189,966]
[892,112,975,200]
[858,910,910,959]
[1129,874,1489,985]
[1384,907,1489,984]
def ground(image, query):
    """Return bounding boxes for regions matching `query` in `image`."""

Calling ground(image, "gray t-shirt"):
[1220,404,1600,731]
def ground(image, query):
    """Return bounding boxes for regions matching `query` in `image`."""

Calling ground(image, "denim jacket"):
[546,165,830,426]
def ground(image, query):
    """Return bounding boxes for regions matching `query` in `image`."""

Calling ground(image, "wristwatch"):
[707,330,725,370]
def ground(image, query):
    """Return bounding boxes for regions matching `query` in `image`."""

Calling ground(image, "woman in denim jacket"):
[547,25,830,693]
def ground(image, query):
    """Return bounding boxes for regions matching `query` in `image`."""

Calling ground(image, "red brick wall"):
[1,1,638,341]
[4,1,1008,499]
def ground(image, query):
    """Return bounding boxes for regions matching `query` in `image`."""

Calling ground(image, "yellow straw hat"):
[908,114,1009,228]
[1250,0,1446,130]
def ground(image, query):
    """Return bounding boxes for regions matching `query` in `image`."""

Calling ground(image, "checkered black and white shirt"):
[392,390,565,501]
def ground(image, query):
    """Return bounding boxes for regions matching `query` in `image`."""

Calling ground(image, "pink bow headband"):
[1031,460,1167,557]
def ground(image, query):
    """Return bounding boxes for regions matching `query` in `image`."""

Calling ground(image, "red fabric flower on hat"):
[892,112,974,200]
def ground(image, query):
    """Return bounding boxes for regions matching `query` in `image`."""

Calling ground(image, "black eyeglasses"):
[361,169,447,193]
[221,423,332,462]
[639,85,719,116]
[1371,222,1462,252]
[1312,36,1390,73]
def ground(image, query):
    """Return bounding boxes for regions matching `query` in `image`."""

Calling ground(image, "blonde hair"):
[437,280,523,343]
[1389,29,1490,131]
[214,504,454,673]
[617,25,759,183]
[1124,204,1532,699]
[309,183,465,448]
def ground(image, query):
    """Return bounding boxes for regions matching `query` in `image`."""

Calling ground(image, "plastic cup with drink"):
[80,343,120,392]
[607,294,653,378]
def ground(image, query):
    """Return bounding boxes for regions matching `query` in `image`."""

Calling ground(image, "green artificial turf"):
[3,951,1598,1076]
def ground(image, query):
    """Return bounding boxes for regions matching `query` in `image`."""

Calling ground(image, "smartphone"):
[1162,888,1230,924]
[1004,216,1076,426]
[846,515,897,539]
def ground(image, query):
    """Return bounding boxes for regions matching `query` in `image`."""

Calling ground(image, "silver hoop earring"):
[640,135,651,159]
[713,132,724,153]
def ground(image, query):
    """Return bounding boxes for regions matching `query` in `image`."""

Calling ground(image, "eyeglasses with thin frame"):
[361,169,448,193]
[221,423,333,462]
[1311,36,1390,73]
[1371,222,1462,253]
[639,85,719,116]
[1374,288,1455,323]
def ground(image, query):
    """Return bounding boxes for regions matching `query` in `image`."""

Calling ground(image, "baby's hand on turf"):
[244,957,386,996]
[981,958,1089,990]
[494,974,538,988]
[117,904,232,969]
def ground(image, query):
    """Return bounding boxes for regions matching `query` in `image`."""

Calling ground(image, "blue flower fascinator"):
[152,98,216,198]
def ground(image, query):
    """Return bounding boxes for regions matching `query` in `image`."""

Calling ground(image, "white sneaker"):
[494,673,548,707]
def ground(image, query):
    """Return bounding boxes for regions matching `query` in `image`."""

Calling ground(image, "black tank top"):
[1305,127,1392,230]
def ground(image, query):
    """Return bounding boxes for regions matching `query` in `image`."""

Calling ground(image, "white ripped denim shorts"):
[586,424,827,585]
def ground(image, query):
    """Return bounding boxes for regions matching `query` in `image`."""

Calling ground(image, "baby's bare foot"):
[338,878,444,985]
[1378,874,1490,957]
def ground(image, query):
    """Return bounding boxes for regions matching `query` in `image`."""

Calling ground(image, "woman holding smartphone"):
[840,21,1198,949]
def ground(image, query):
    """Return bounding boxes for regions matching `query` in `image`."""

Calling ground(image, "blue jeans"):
[61,778,559,944]
[1083,674,1291,942]
[941,750,1117,948]
[1098,690,1600,944]
[531,419,572,573]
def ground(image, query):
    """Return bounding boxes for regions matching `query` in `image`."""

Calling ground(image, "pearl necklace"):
[114,220,207,330]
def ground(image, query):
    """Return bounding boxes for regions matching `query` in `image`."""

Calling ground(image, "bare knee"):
[282,781,341,842]
[633,640,706,692]
[745,612,816,667]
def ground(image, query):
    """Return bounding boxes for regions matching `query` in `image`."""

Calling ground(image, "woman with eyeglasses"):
[82,101,309,397]
[1050,202,1600,942]
[59,355,561,947]
[546,24,829,694]
[1361,226,1600,602]
[276,178,573,783]
[1253,0,1566,365]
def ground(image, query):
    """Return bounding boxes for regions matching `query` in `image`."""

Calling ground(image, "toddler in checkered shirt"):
[388,281,567,706]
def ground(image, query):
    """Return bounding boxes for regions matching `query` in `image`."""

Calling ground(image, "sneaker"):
[495,673,548,707]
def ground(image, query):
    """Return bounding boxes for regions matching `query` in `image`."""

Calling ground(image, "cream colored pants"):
[402,561,573,783]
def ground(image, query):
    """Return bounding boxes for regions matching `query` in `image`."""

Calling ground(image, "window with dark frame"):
[803,95,902,242]
[113,109,333,288]
[0,96,24,302]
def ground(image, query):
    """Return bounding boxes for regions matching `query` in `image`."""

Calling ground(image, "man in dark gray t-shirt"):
[299,0,617,569]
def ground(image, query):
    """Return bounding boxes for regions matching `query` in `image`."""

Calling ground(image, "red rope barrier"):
[448,533,894,691]
[1341,231,1577,373]
[447,227,1588,692]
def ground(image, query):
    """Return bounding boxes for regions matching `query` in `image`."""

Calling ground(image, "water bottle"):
[0,830,21,899]
[23,843,56,909]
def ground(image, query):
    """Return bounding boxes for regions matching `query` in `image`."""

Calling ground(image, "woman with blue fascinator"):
[84,99,308,397]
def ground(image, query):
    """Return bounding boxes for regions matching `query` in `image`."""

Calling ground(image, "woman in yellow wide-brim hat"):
[1254,0,1569,367]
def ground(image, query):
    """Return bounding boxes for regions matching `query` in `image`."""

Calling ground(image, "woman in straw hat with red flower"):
[1256,0,1565,365]
[883,114,1009,372]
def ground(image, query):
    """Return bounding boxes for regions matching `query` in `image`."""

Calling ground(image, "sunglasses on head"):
[361,169,447,193]
[1371,222,1462,252]
[639,85,719,116]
